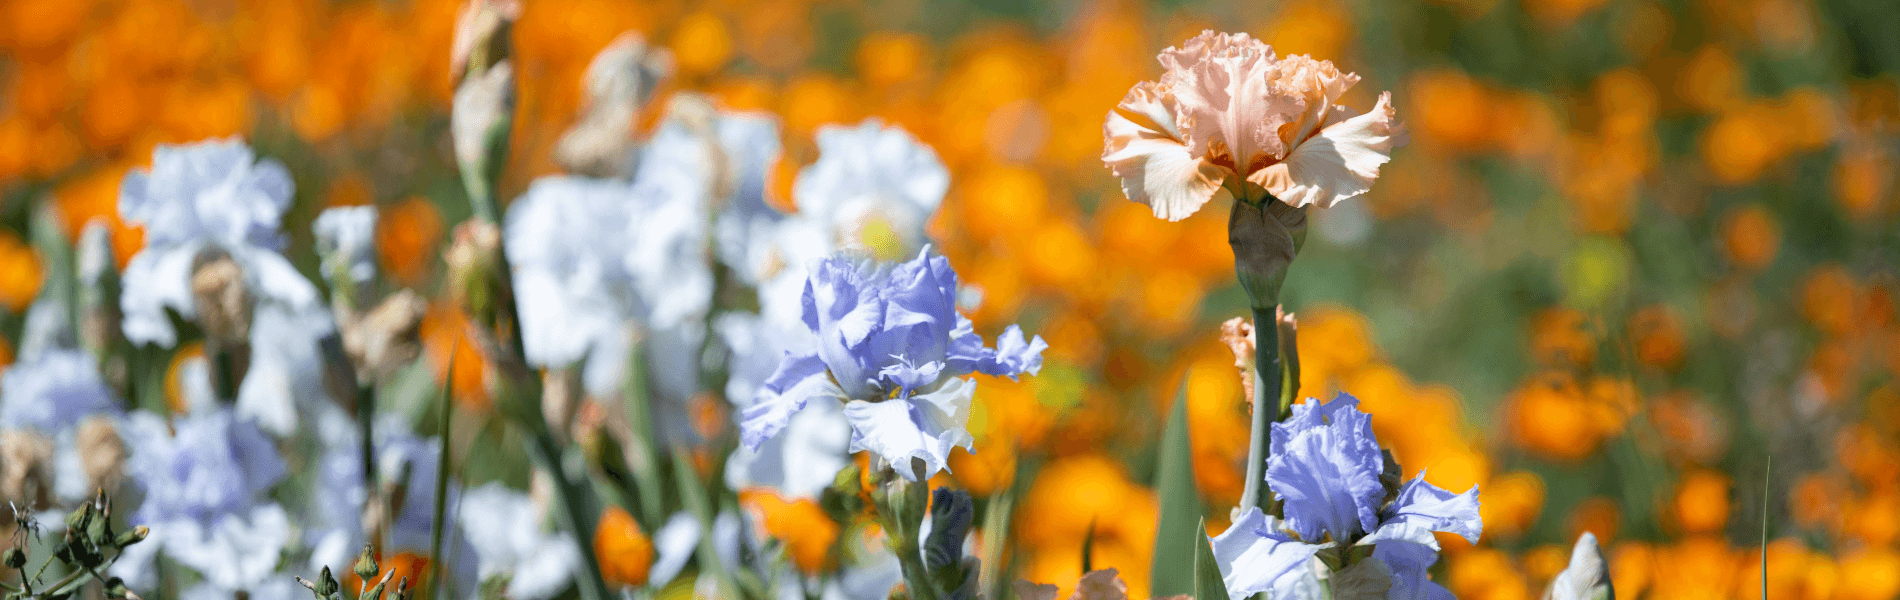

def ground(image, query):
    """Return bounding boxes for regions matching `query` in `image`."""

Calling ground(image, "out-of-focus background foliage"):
[3,0,1899,597]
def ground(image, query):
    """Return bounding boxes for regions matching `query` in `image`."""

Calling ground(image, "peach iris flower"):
[1103,31,1405,221]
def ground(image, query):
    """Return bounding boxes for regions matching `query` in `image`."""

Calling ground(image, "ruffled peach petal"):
[1250,91,1403,209]
[1159,31,1302,171]
[1103,81,1226,221]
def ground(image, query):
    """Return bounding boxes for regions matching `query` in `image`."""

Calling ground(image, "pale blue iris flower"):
[1213,394,1480,600]
[739,250,1044,480]
[114,408,292,596]
[117,138,335,436]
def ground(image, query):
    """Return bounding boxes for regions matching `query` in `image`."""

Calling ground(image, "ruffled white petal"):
[841,376,975,480]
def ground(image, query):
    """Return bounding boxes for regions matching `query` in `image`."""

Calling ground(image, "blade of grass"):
[428,350,454,600]
[1761,454,1771,600]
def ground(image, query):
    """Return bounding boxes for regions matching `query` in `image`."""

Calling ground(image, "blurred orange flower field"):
[1,0,1898,599]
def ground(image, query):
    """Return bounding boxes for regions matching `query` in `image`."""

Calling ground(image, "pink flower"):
[1103,31,1406,221]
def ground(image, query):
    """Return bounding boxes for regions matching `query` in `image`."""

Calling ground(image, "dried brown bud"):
[189,249,255,346]
[0,431,54,509]
[76,415,126,494]
[542,366,582,444]
[444,221,504,324]
[450,0,520,84]
[554,32,674,178]
[342,289,428,381]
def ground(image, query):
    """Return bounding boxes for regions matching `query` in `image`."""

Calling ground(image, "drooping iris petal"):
[1251,92,1405,209]
[841,376,976,480]
[740,352,841,450]
[1266,393,1386,542]
[1361,522,1444,600]
[1381,471,1483,544]
[1102,81,1226,221]
[1210,507,1325,599]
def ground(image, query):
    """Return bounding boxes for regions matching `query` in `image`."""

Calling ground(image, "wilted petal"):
[1071,569,1129,600]
[842,376,975,480]
[1251,92,1403,208]
[1211,508,1324,599]
[1103,81,1226,221]
[1219,317,1257,401]
[1014,581,1059,600]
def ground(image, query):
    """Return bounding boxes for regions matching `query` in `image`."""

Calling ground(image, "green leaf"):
[1150,383,1199,598]
[1192,519,1231,600]
[1080,519,1095,574]
[428,351,455,600]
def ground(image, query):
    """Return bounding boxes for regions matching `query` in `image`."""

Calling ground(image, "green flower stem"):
[1238,307,1282,514]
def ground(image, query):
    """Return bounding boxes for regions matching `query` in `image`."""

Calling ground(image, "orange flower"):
[1567,497,1620,546]
[1409,69,1491,152]
[670,11,733,76]
[1721,204,1780,269]
[1629,305,1685,370]
[420,305,490,412]
[348,552,432,598]
[1671,470,1731,534]
[377,196,444,286]
[857,32,930,89]
[1839,548,1900,600]
[1508,372,1599,461]
[739,490,839,573]
[0,230,43,313]
[1800,264,1860,336]
[595,506,655,588]
[1477,471,1545,540]
[1527,308,1594,368]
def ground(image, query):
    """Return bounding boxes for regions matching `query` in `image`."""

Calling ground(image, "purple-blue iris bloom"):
[739,249,1045,480]
[1212,393,1481,600]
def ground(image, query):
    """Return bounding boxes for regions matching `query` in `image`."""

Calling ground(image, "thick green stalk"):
[1237,311,1282,514]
